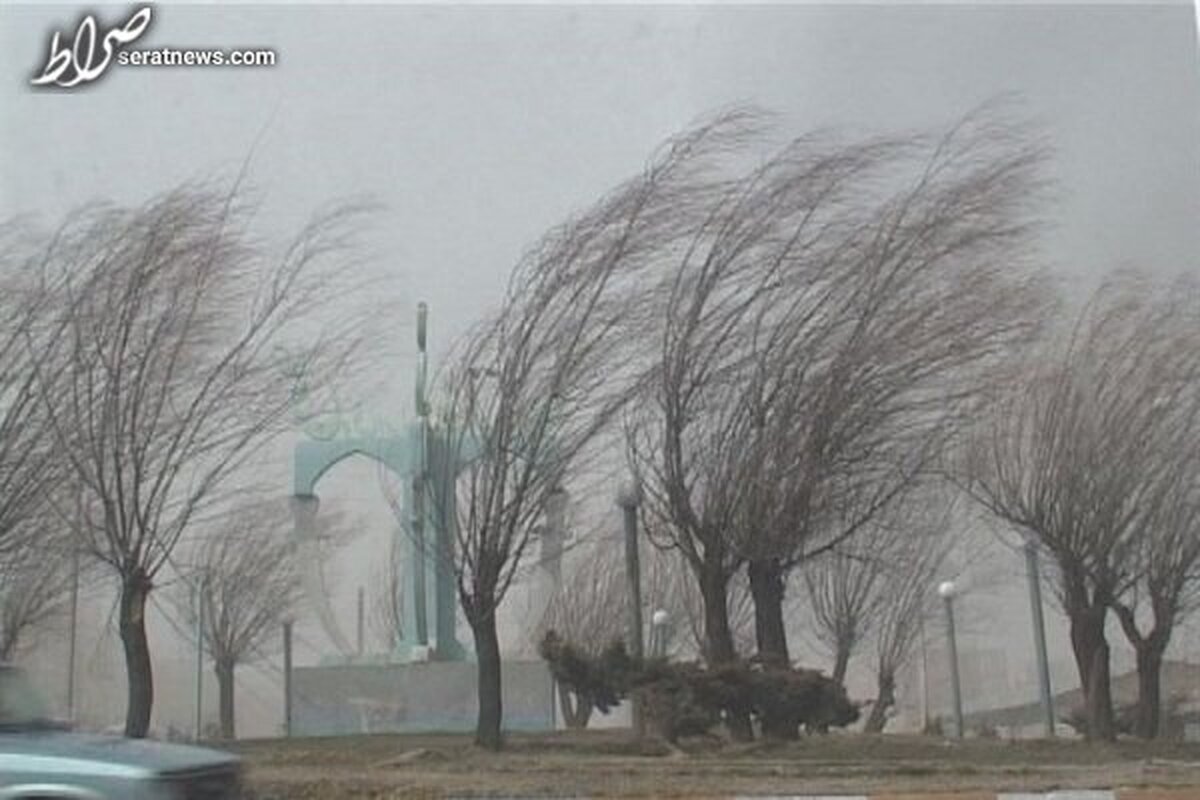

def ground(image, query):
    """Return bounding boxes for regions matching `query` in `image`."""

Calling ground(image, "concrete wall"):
[293,659,554,735]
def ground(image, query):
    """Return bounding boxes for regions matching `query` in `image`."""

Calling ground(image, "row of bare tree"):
[0,188,371,738]
[4,102,1196,751]
[431,102,1200,748]
[428,103,1043,747]
[965,274,1200,740]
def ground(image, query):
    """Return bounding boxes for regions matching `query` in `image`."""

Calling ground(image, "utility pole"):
[356,586,365,658]
[283,620,294,737]
[194,574,206,741]
[411,301,429,648]
[617,480,643,735]
[66,543,79,721]
[919,613,930,734]
[1024,537,1056,737]
[66,491,83,722]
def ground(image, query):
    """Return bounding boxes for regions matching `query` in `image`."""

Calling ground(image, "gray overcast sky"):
[3,2,1199,356]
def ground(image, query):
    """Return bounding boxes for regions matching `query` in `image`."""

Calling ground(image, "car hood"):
[0,730,239,775]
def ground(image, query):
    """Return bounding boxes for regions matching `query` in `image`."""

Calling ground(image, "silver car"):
[0,665,242,799]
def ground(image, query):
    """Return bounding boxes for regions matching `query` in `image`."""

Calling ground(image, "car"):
[0,665,242,799]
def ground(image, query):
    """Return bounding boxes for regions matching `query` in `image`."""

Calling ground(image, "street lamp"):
[282,616,294,738]
[938,580,965,739]
[192,569,210,741]
[617,477,644,736]
[616,479,644,660]
[649,609,671,659]
[1023,534,1056,737]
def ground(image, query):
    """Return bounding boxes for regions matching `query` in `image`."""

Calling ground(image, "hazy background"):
[2,1,1199,737]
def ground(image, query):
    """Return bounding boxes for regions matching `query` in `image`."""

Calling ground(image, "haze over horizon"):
[2,1,1199,738]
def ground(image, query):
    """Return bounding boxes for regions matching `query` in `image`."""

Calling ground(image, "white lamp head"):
[652,609,669,627]
[938,580,957,599]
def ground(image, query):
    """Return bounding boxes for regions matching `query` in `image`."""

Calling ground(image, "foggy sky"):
[4,3,1200,343]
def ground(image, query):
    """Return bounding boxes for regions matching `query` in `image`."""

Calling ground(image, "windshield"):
[0,667,52,729]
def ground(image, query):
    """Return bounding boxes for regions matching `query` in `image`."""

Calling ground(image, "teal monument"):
[290,302,467,662]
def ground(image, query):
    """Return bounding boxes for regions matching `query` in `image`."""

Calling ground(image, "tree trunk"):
[472,611,504,750]
[831,645,851,688]
[1112,602,1170,741]
[698,563,753,742]
[748,558,797,739]
[119,570,153,739]
[215,659,236,740]
[1067,603,1115,741]
[1133,641,1165,739]
[558,687,593,730]
[864,670,895,734]
[747,558,790,667]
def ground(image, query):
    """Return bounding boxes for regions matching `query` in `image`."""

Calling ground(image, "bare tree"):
[802,522,894,688]
[798,490,957,732]
[863,507,955,734]
[963,275,1189,741]
[642,542,755,662]
[0,526,75,661]
[0,238,64,558]
[174,500,300,739]
[1102,277,1200,739]
[625,119,900,742]
[432,115,746,749]
[1112,481,1200,738]
[23,186,369,737]
[733,107,1048,680]
[368,534,405,653]
[629,104,1046,743]
[536,543,628,728]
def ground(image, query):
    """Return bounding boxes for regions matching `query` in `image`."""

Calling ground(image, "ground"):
[232,730,1200,798]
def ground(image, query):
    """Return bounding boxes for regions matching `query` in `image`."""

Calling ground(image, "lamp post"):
[919,613,930,733]
[66,542,79,722]
[649,609,671,659]
[938,580,964,739]
[1023,536,1055,737]
[194,572,207,741]
[617,479,644,735]
[282,618,294,737]
[616,481,644,661]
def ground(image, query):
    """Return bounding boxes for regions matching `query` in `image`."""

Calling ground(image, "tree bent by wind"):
[429,114,754,750]
[629,103,1048,739]
[173,499,301,740]
[19,186,370,737]
[964,275,1200,741]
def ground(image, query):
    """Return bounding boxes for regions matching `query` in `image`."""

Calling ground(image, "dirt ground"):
[231,729,1200,799]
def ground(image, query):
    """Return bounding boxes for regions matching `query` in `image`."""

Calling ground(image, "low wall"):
[292,659,554,735]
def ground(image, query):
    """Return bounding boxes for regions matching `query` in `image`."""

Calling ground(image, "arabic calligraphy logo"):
[31,6,151,89]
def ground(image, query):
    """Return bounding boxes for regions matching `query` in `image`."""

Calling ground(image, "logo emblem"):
[32,6,151,88]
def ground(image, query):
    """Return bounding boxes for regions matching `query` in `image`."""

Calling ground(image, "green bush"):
[632,659,722,741]
[539,630,634,715]
[540,630,859,741]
